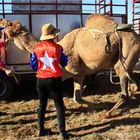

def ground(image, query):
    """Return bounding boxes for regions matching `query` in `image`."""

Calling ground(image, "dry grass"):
[0,73,140,140]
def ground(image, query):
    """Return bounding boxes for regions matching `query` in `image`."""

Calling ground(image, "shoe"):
[38,129,46,137]
[60,132,69,140]
[38,128,52,137]
[0,111,8,115]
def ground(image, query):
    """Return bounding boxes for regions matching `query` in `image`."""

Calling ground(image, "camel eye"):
[8,22,12,26]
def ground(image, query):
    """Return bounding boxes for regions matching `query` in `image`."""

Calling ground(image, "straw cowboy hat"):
[40,23,60,40]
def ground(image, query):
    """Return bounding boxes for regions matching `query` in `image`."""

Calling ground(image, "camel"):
[0,14,140,116]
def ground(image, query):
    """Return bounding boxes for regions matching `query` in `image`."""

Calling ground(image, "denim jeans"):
[36,76,66,134]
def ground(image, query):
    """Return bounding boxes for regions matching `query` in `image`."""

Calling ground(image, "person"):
[0,27,12,116]
[0,27,12,76]
[30,23,69,139]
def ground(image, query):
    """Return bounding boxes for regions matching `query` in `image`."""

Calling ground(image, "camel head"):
[0,18,37,53]
[0,18,23,39]
[0,18,9,27]
[6,20,22,32]
[0,18,21,29]
[3,20,23,40]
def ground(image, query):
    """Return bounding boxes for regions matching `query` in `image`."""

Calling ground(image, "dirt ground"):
[0,73,140,140]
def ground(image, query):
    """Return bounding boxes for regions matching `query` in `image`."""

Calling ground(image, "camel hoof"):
[97,109,122,119]
[74,97,90,106]
[74,98,85,104]
[105,110,122,118]
[96,112,111,119]
[120,94,129,101]
[128,83,138,93]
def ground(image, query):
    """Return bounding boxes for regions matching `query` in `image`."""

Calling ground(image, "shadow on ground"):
[6,72,140,102]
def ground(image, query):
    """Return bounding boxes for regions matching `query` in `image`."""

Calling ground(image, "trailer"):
[0,0,128,99]
[132,0,140,35]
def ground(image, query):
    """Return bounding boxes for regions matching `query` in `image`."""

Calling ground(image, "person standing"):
[0,27,13,116]
[30,23,69,139]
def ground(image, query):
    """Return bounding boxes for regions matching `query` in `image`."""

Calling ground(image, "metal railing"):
[0,0,127,15]
[132,0,140,34]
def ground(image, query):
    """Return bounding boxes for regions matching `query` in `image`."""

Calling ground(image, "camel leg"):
[127,71,138,97]
[73,81,82,103]
[108,78,137,117]
[120,73,129,97]
[107,44,139,117]
[107,62,129,116]
[122,44,139,96]
[107,73,128,116]
[73,75,86,104]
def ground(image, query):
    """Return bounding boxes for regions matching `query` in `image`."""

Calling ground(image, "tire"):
[0,71,16,100]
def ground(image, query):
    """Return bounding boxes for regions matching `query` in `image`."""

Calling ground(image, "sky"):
[0,0,134,23]
[127,0,132,23]
[82,0,133,23]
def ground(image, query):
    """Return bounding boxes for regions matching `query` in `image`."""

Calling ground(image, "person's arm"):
[0,38,12,76]
[0,45,6,70]
[30,52,38,71]
[0,60,5,69]
[0,41,6,47]
[60,48,68,67]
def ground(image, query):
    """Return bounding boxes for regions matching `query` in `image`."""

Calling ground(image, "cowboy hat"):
[40,23,60,40]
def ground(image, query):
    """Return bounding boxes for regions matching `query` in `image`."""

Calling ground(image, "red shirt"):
[34,40,63,78]
[0,41,6,69]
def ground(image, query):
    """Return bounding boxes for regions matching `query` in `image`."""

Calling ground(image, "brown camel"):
[0,19,37,53]
[0,14,140,116]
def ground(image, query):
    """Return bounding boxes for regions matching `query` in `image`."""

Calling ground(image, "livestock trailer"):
[132,0,140,35]
[0,0,128,99]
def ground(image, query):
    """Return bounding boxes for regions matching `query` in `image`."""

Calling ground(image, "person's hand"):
[5,38,10,43]
[5,69,12,76]
[2,67,12,76]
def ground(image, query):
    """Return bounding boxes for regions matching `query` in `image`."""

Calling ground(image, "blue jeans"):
[36,77,66,134]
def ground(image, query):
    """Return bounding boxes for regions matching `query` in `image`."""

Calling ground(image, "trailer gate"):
[0,0,128,74]
[132,0,140,35]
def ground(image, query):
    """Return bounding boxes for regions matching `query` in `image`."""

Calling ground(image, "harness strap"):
[84,28,112,53]
[105,32,112,53]
[86,27,136,85]
[89,29,104,34]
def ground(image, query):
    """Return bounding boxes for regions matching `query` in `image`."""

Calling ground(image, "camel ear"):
[0,18,9,27]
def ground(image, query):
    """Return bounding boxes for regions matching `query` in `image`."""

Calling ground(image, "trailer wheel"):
[0,71,15,100]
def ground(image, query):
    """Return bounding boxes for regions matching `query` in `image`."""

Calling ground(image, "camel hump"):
[85,13,117,33]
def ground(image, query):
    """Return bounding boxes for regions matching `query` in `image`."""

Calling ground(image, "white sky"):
[82,0,133,23]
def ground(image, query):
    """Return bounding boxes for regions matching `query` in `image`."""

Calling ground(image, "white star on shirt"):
[39,51,57,71]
